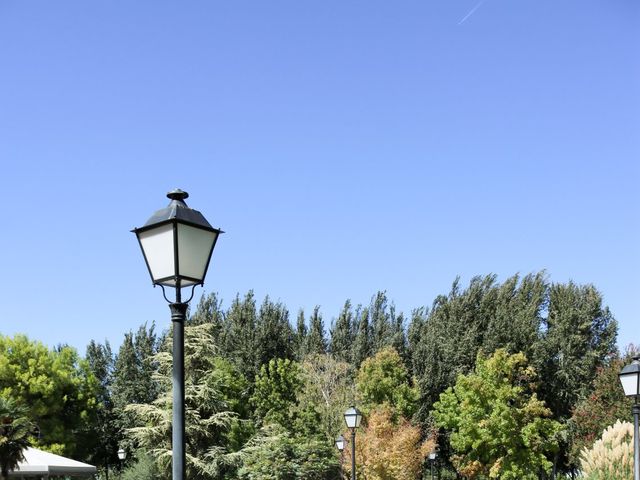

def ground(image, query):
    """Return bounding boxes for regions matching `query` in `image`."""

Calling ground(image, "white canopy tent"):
[8,447,96,479]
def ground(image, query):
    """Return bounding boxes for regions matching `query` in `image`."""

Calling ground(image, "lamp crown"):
[167,189,189,203]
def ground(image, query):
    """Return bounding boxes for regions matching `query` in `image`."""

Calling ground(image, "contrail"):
[458,0,486,25]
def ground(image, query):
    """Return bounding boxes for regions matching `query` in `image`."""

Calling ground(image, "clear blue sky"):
[1,0,638,354]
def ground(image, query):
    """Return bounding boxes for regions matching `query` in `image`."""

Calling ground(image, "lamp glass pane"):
[138,223,175,282]
[344,408,361,428]
[619,372,639,397]
[177,224,217,283]
[336,438,345,451]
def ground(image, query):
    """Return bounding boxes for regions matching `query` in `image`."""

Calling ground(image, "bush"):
[580,420,633,480]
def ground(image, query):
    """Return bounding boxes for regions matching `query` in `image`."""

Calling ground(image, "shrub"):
[580,420,633,480]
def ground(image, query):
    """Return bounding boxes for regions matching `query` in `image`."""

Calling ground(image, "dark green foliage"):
[254,298,295,367]
[111,323,160,454]
[0,396,34,479]
[238,427,340,480]
[352,306,372,367]
[329,300,354,364]
[84,340,119,470]
[221,292,259,380]
[294,310,308,361]
[305,306,327,355]
[535,282,618,422]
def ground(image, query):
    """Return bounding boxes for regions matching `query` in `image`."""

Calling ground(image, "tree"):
[306,306,327,355]
[84,340,119,473]
[294,310,308,361]
[330,300,354,364]
[348,406,434,480]
[221,292,258,380]
[126,323,242,479]
[569,346,637,464]
[251,358,303,428]
[294,354,354,441]
[352,306,372,368]
[356,347,418,419]
[254,297,295,367]
[0,334,98,458]
[238,426,339,480]
[433,349,562,480]
[0,396,34,480]
[111,324,160,455]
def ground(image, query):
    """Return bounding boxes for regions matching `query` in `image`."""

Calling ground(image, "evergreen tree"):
[306,306,327,355]
[370,291,392,354]
[188,292,225,343]
[84,340,118,473]
[294,309,308,361]
[254,297,295,367]
[329,300,354,364]
[352,306,372,367]
[221,291,258,380]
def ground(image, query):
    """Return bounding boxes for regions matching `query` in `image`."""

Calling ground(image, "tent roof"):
[9,447,96,477]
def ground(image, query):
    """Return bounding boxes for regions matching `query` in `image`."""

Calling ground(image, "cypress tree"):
[352,306,372,367]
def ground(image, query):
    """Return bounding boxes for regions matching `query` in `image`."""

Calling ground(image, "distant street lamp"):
[133,189,222,480]
[117,448,126,477]
[343,406,363,480]
[619,355,640,480]
[335,435,346,479]
[428,450,438,480]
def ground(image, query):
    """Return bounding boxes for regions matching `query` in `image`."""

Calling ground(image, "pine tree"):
[370,291,392,354]
[329,300,354,364]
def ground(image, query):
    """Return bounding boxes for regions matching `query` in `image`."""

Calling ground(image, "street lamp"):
[343,406,362,480]
[133,189,222,480]
[117,448,126,477]
[335,435,345,479]
[619,355,640,480]
[428,450,438,480]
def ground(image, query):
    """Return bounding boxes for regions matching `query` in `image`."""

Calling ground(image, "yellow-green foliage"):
[580,420,633,480]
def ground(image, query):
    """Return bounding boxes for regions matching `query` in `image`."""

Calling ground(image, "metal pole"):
[634,403,639,480]
[351,429,356,480]
[170,293,187,480]
[430,459,434,480]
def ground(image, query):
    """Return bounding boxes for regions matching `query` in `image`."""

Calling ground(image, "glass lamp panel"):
[335,436,345,451]
[177,223,218,283]
[137,223,176,283]
[344,408,360,429]
[619,372,639,397]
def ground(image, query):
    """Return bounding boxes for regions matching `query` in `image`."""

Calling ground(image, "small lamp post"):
[619,355,640,480]
[335,435,346,479]
[428,450,438,480]
[343,406,363,480]
[117,448,126,477]
[133,189,222,480]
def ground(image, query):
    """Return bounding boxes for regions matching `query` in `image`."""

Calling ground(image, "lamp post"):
[343,406,362,480]
[619,355,640,480]
[117,448,126,478]
[133,189,222,480]
[335,435,345,479]
[428,450,437,480]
